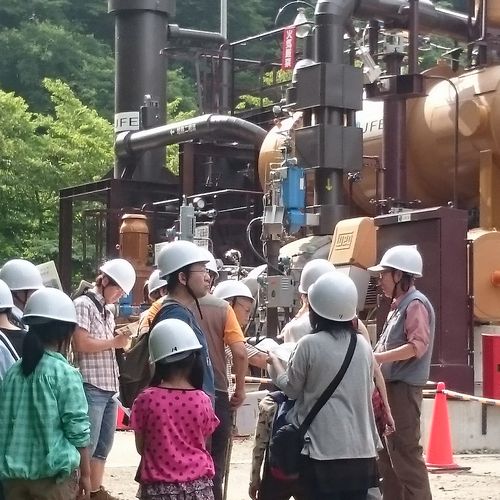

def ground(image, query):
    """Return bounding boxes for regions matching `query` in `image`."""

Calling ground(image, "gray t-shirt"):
[275,329,380,460]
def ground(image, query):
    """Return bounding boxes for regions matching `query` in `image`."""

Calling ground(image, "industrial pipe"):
[108,0,175,180]
[355,0,470,41]
[115,114,267,158]
[167,24,226,45]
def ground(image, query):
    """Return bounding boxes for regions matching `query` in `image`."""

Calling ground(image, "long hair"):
[21,320,76,376]
[149,351,204,390]
[309,308,356,336]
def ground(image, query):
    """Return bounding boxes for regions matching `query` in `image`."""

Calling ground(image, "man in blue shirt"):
[156,241,215,399]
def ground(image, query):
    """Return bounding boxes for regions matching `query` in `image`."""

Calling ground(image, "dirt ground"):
[104,432,500,500]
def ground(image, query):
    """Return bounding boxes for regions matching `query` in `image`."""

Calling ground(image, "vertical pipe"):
[313,0,358,217]
[220,0,230,113]
[108,0,174,180]
[220,0,227,38]
[383,100,407,205]
[408,0,419,74]
[382,52,406,207]
[368,19,379,64]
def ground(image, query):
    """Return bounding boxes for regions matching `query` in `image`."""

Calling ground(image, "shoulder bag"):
[269,332,357,480]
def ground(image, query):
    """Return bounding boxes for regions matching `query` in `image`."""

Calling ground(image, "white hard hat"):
[308,271,358,321]
[241,276,259,298]
[149,318,202,364]
[368,245,423,277]
[213,280,255,302]
[147,269,168,295]
[100,259,136,294]
[299,259,336,294]
[0,259,44,291]
[0,279,14,309]
[200,249,219,277]
[157,241,209,279]
[23,288,77,325]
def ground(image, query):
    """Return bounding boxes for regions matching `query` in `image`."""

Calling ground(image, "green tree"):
[0,79,113,265]
[0,21,115,118]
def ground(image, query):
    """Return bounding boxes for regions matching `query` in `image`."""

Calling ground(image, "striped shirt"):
[73,290,119,392]
[0,351,90,480]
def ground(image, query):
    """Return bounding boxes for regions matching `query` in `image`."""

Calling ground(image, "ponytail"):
[21,330,45,375]
[20,321,76,376]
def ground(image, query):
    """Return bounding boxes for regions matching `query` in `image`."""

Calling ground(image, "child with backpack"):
[0,288,91,500]
[130,318,219,500]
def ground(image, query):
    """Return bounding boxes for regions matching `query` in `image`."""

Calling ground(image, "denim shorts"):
[84,383,118,460]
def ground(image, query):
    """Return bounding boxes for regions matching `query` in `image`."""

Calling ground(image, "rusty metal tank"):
[476,0,500,29]
[468,228,500,322]
[259,65,500,216]
[118,213,151,305]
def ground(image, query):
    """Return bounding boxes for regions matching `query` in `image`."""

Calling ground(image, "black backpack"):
[118,299,186,409]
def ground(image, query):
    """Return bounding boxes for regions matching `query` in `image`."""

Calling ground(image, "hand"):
[374,352,383,365]
[266,352,278,365]
[230,388,246,409]
[384,411,396,436]
[249,479,260,500]
[78,474,91,500]
[113,333,129,349]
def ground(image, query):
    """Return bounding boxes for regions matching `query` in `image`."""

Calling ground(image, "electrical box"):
[328,217,376,268]
[282,166,305,209]
[267,275,295,308]
[482,334,500,399]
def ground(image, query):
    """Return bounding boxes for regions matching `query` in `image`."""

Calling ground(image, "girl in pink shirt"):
[130,318,219,500]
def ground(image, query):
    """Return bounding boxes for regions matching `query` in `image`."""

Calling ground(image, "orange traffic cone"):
[425,382,468,471]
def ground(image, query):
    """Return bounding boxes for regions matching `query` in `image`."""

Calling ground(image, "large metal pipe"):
[167,24,226,44]
[354,0,470,40]
[108,0,175,181]
[312,0,359,230]
[115,114,267,158]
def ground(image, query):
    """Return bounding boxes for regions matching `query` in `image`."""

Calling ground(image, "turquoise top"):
[0,351,90,480]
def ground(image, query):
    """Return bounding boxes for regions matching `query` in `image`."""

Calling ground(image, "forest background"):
[0,0,467,278]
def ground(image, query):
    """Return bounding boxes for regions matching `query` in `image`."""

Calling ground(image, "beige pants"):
[3,471,78,500]
[378,381,432,500]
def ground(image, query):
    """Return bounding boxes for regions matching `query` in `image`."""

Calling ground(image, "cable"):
[245,217,284,275]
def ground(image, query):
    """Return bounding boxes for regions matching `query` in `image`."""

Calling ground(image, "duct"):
[167,24,226,45]
[115,114,267,159]
[354,0,470,40]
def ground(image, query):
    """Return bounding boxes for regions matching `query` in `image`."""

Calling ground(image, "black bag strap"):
[83,290,106,320]
[298,332,357,437]
[0,330,20,361]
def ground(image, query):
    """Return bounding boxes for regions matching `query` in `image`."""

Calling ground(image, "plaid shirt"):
[73,291,119,392]
[0,352,90,480]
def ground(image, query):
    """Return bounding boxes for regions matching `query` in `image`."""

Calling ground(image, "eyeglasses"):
[234,300,253,314]
[188,268,209,274]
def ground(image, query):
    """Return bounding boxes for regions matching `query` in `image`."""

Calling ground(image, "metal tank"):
[259,64,500,218]
[118,214,151,306]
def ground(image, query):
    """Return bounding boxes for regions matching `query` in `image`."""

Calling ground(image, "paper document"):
[254,337,280,354]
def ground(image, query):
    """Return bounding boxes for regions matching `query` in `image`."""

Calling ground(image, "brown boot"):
[90,486,120,500]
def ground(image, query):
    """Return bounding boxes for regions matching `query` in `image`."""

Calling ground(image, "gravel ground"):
[104,432,500,500]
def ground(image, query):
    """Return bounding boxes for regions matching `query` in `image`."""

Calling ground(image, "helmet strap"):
[185,272,203,320]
